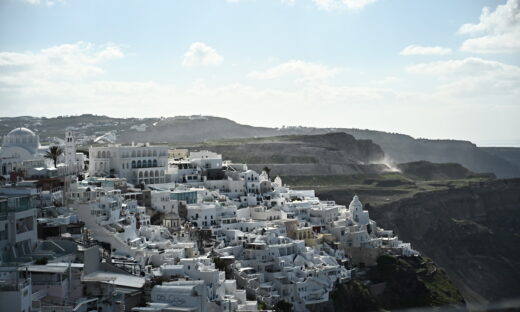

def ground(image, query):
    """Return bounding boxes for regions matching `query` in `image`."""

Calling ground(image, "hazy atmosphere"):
[1,2,520,311]
[1,0,519,146]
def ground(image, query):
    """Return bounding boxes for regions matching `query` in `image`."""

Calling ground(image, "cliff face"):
[308,255,464,312]
[191,132,387,176]
[369,179,520,306]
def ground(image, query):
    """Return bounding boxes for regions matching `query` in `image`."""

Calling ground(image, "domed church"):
[0,127,46,176]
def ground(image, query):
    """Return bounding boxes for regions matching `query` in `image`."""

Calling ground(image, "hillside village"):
[0,126,436,312]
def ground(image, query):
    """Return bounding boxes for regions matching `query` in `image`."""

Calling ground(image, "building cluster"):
[0,127,418,312]
[0,128,85,179]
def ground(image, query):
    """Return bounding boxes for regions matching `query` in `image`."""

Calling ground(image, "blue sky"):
[0,0,519,146]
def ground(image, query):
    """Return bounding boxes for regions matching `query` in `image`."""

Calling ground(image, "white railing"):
[32,288,48,301]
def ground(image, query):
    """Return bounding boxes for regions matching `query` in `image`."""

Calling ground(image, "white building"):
[349,195,370,225]
[187,201,238,229]
[0,195,38,265]
[89,143,169,185]
[149,190,179,214]
[0,127,46,176]
[189,150,222,170]
[0,268,32,312]
[63,130,83,174]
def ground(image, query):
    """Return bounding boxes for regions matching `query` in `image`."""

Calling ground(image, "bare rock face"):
[193,132,387,176]
[369,179,520,306]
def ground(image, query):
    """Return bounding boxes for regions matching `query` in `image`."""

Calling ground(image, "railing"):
[32,288,48,301]
[0,277,31,291]
[41,305,74,312]
[32,280,66,286]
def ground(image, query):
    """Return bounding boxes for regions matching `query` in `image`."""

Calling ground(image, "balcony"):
[0,278,30,291]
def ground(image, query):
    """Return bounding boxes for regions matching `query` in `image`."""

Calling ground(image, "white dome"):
[7,127,36,137]
[2,127,40,155]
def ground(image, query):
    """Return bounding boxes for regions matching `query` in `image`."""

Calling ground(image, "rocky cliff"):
[188,132,387,176]
[309,255,465,312]
[369,179,520,307]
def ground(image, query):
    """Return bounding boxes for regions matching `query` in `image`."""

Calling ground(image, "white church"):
[0,127,84,179]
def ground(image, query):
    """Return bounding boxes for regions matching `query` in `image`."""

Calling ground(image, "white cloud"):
[248,60,340,82]
[377,76,401,84]
[1,42,518,143]
[0,43,398,125]
[458,0,520,53]
[182,42,223,67]
[312,0,378,11]
[21,0,63,6]
[225,0,295,4]
[400,45,452,56]
[0,41,124,84]
[407,57,520,97]
[407,57,520,77]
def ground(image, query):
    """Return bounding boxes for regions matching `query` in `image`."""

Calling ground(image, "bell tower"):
[64,130,76,170]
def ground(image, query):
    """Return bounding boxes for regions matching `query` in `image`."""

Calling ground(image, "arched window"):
[132,150,136,157]
[144,171,149,178]
[148,160,152,167]
[132,161,136,168]
[153,159,157,167]
[97,151,101,158]
[107,151,111,158]
[137,150,141,157]
[137,160,142,168]
[139,172,143,178]
[101,151,106,158]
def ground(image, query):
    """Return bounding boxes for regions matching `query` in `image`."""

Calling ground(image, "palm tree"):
[44,146,63,168]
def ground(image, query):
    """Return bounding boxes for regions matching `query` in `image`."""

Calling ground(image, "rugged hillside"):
[341,129,520,179]
[2,114,519,178]
[119,116,285,143]
[309,255,465,312]
[482,147,520,169]
[188,132,387,176]
[0,115,158,141]
[396,161,481,181]
[368,179,520,307]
